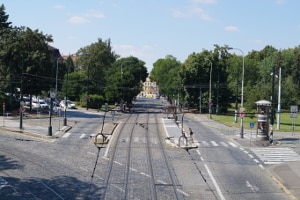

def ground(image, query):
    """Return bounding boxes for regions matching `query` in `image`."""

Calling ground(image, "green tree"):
[105,56,148,104]
[281,76,299,108]
[0,4,11,30]
[75,38,119,96]
[151,55,181,100]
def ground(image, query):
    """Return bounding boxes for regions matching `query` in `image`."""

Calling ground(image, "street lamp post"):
[55,58,59,95]
[271,66,275,129]
[199,88,202,114]
[205,58,213,119]
[63,63,69,126]
[228,47,245,138]
[86,64,89,110]
[277,67,282,130]
[19,56,24,129]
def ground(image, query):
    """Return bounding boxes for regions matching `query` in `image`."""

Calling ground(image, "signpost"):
[2,103,5,127]
[290,105,298,135]
[249,122,255,147]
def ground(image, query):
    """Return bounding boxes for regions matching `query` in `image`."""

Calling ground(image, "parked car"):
[32,100,49,109]
[31,101,40,109]
[39,101,49,109]
[60,100,76,109]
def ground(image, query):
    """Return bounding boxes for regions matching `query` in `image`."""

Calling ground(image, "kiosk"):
[255,100,271,141]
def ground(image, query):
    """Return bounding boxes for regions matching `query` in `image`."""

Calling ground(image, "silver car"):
[60,100,76,109]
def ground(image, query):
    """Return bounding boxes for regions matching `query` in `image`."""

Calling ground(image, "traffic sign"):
[249,122,255,128]
[19,107,25,113]
[290,105,298,118]
[239,112,245,118]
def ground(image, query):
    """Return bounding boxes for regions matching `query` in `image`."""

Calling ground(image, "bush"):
[80,94,104,109]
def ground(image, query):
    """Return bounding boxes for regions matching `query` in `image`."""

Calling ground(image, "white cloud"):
[224,26,239,32]
[113,44,157,70]
[67,9,104,25]
[172,6,213,21]
[68,16,90,24]
[190,7,213,20]
[191,0,217,4]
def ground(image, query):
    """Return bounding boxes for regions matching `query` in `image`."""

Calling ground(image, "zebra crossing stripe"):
[210,141,219,146]
[251,147,300,165]
[219,142,228,147]
[228,142,238,148]
[62,132,71,138]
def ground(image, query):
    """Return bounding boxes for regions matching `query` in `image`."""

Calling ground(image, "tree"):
[151,55,181,100]
[75,38,119,96]
[105,56,148,104]
[0,4,11,30]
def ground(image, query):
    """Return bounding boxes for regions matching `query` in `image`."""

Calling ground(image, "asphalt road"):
[0,98,294,199]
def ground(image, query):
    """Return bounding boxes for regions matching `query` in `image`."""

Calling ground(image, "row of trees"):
[0,4,148,111]
[151,45,300,114]
[2,3,300,114]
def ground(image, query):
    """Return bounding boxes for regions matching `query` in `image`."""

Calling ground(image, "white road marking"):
[176,189,189,197]
[220,142,228,147]
[210,141,219,146]
[228,142,238,148]
[113,161,123,165]
[251,147,300,165]
[62,132,71,138]
[205,164,226,200]
[140,172,151,177]
[246,180,259,192]
[103,123,119,157]
[80,167,88,172]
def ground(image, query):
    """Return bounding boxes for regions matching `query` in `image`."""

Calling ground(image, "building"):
[140,76,159,98]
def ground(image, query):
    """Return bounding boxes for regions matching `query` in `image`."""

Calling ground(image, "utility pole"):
[271,66,275,128]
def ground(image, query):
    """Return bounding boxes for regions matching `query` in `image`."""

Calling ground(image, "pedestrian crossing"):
[60,132,238,148]
[61,132,92,139]
[250,147,300,165]
[171,139,239,148]
[61,133,159,144]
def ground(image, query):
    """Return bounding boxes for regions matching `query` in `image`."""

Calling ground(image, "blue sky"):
[2,0,300,71]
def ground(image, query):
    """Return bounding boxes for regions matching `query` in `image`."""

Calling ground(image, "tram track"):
[101,101,184,199]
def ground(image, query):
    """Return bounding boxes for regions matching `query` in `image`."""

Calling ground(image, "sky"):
[2,0,300,72]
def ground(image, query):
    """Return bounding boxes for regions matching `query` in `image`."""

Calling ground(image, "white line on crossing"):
[62,132,71,138]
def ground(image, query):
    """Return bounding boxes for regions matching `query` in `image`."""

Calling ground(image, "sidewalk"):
[184,113,300,200]
[0,115,71,140]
